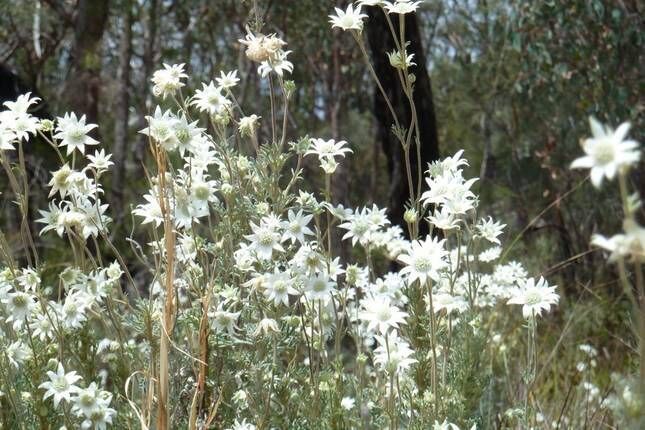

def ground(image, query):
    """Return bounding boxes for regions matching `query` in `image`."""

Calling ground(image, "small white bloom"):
[263,268,299,306]
[238,114,260,138]
[507,276,559,319]
[384,0,424,15]
[476,217,506,245]
[87,149,114,172]
[192,81,231,116]
[359,295,408,334]
[571,117,641,188]
[340,396,355,410]
[398,236,448,285]
[216,70,240,89]
[39,363,82,409]
[54,113,99,155]
[329,5,367,31]
[151,63,188,99]
[209,306,240,334]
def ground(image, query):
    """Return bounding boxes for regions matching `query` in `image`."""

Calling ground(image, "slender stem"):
[425,279,439,413]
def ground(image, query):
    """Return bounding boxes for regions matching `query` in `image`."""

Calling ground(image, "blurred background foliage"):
[0,0,643,418]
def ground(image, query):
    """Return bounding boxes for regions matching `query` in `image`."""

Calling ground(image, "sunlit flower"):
[192,81,231,116]
[384,0,424,14]
[359,295,408,334]
[54,112,99,155]
[592,219,645,261]
[398,236,448,285]
[373,331,417,375]
[476,217,506,245]
[263,268,299,306]
[39,362,82,409]
[571,117,641,188]
[216,70,240,89]
[245,219,284,261]
[341,397,355,410]
[508,276,559,319]
[151,63,188,99]
[281,209,314,244]
[329,4,367,32]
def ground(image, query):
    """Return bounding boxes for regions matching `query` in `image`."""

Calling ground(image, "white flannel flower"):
[216,70,240,89]
[384,0,424,14]
[304,272,335,303]
[340,397,355,411]
[39,363,82,409]
[306,138,353,160]
[263,269,299,306]
[592,219,645,261]
[429,293,468,315]
[476,217,506,245]
[139,106,179,151]
[258,50,294,77]
[281,209,314,244]
[0,127,16,150]
[192,81,231,115]
[239,33,287,63]
[151,63,188,98]
[359,295,408,334]
[398,236,448,285]
[54,113,99,155]
[3,290,37,329]
[1,93,41,142]
[245,218,285,261]
[387,49,415,69]
[329,4,367,31]
[373,331,417,375]
[209,305,241,334]
[571,117,641,188]
[86,149,114,172]
[508,276,559,319]
[238,114,261,138]
[6,341,31,368]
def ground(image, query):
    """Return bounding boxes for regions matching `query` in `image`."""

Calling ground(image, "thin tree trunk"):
[135,0,159,165]
[112,0,133,220]
[63,0,109,123]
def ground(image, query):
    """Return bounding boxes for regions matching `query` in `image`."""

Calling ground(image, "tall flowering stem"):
[154,144,176,430]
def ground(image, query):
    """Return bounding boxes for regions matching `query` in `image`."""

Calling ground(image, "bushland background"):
[0,0,643,396]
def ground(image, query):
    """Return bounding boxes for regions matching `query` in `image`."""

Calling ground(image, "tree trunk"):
[134,0,159,166]
[366,10,440,236]
[112,0,133,219]
[63,0,109,123]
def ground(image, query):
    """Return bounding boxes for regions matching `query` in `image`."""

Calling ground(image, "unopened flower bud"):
[39,119,54,132]
[404,208,418,224]
[254,318,280,337]
[238,114,260,138]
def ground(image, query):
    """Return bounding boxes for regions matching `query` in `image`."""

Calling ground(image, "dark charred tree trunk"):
[63,0,109,123]
[112,0,133,220]
[366,9,440,236]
